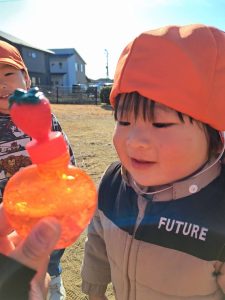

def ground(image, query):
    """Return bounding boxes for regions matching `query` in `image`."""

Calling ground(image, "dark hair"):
[114,92,222,160]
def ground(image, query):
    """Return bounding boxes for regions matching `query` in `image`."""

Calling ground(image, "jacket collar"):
[121,160,221,201]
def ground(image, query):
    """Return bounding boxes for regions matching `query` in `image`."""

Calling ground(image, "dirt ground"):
[51,103,118,300]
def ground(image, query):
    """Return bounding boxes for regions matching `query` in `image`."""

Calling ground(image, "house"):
[0,30,54,86]
[49,48,87,90]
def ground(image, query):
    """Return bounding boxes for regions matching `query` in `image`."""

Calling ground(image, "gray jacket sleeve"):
[0,253,36,300]
[81,209,111,296]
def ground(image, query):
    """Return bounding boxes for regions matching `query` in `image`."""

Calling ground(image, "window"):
[59,62,63,69]
[75,63,78,72]
[80,64,83,72]
[29,51,37,58]
[31,77,36,85]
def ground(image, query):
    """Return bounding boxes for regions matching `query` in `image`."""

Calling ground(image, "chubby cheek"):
[160,142,189,170]
[113,128,121,153]
[113,126,126,160]
[160,134,208,179]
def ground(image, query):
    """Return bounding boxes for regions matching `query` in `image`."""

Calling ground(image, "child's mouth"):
[0,94,10,100]
[130,158,156,169]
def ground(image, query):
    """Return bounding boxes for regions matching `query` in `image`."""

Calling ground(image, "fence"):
[38,85,99,105]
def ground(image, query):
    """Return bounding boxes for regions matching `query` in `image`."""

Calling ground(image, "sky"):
[0,0,225,80]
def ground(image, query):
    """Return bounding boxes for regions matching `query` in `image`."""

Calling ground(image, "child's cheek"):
[113,125,125,147]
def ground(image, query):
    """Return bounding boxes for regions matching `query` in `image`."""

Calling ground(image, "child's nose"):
[127,128,151,148]
[0,81,7,90]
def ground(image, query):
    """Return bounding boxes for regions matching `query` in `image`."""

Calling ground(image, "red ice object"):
[3,87,97,249]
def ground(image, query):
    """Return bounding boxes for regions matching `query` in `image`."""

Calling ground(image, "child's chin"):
[0,100,9,112]
[0,107,10,114]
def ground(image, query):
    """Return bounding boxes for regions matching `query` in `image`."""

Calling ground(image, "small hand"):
[0,203,61,300]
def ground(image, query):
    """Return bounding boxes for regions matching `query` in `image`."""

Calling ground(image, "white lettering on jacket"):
[158,217,208,241]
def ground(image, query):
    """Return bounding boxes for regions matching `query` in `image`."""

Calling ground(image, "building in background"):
[49,48,87,91]
[0,31,88,91]
[0,30,54,86]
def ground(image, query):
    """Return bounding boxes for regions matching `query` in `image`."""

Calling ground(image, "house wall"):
[50,74,65,87]
[49,49,87,89]
[50,55,77,89]
[67,55,77,86]
[22,47,46,72]
[21,47,52,86]
[50,57,68,86]
[74,53,86,84]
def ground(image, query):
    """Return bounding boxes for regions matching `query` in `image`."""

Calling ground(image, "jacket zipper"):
[126,194,150,300]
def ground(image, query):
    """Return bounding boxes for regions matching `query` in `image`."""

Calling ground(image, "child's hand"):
[0,203,61,300]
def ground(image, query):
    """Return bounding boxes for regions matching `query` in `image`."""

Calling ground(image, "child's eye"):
[153,123,174,128]
[118,121,130,126]
[5,72,14,77]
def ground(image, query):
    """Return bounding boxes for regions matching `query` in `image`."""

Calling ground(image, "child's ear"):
[21,70,31,89]
[26,78,31,89]
[24,73,31,89]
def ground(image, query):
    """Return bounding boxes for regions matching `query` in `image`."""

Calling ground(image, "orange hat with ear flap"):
[110,24,225,131]
[0,40,30,83]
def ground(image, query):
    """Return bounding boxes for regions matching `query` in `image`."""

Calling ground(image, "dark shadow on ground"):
[100,103,113,111]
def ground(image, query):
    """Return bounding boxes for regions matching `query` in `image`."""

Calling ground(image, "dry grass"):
[51,103,118,300]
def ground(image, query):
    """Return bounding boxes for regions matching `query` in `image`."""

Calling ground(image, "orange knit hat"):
[110,24,225,131]
[0,40,30,80]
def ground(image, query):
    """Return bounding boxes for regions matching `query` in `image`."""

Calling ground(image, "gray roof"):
[50,48,86,64]
[0,30,54,54]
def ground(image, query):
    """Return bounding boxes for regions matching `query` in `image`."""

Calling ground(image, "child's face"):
[113,100,209,187]
[0,64,29,114]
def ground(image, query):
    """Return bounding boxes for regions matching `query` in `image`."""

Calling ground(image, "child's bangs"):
[114,92,155,121]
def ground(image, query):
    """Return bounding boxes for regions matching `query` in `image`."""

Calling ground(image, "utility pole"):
[104,49,109,79]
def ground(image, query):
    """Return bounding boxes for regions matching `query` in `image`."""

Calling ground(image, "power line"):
[0,0,24,3]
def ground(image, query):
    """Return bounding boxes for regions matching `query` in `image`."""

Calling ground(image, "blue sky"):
[0,0,225,79]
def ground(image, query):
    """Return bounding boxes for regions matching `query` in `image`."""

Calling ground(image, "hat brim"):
[0,58,25,70]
